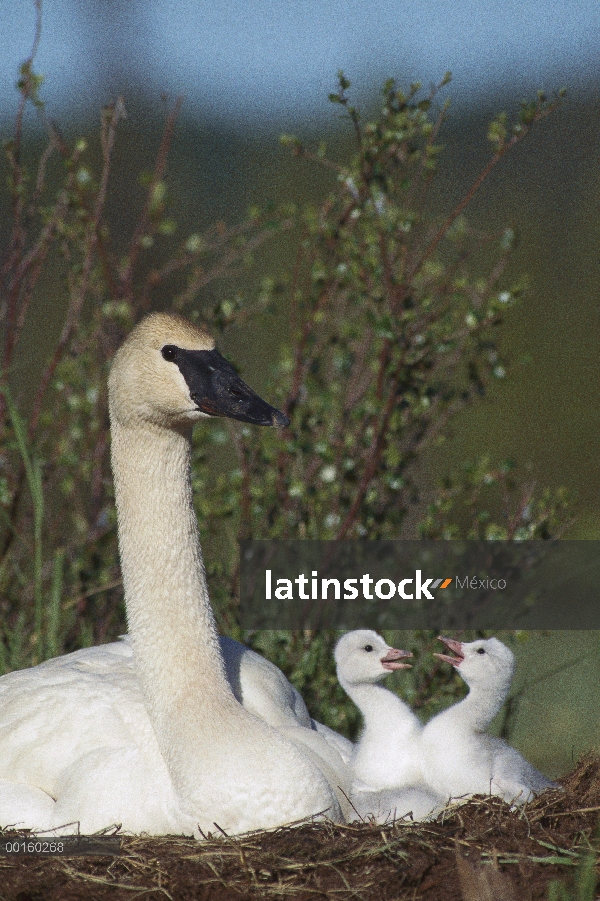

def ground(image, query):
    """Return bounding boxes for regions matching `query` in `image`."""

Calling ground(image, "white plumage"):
[0,314,352,835]
[421,636,559,804]
[334,630,444,823]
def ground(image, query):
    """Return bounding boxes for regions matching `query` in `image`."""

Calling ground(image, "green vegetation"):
[548,851,599,901]
[0,12,568,737]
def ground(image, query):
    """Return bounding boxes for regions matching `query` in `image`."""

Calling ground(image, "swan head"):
[334,630,412,686]
[434,636,515,692]
[109,313,289,430]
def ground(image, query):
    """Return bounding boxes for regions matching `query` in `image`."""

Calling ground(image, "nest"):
[1,755,599,901]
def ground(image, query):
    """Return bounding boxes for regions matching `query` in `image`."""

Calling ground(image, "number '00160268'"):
[3,840,64,853]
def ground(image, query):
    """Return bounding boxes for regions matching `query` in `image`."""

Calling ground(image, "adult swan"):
[0,313,346,836]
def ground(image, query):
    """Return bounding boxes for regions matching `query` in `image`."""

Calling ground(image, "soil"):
[1,755,599,901]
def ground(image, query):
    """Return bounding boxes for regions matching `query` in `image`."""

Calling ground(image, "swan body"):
[335,630,444,823]
[311,720,353,765]
[0,313,351,834]
[421,637,558,804]
[0,634,351,830]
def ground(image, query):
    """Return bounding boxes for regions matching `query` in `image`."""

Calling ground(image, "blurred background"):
[2,0,599,531]
[1,0,599,776]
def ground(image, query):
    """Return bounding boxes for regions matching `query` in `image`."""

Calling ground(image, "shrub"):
[0,11,566,730]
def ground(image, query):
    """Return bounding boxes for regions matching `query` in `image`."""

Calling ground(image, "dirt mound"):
[1,755,599,901]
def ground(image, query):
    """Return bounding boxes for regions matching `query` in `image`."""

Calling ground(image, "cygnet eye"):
[477,648,486,655]
[364,645,373,652]
[161,345,177,362]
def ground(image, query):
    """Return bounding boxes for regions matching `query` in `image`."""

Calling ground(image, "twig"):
[410,98,561,278]
[121,97,183,303]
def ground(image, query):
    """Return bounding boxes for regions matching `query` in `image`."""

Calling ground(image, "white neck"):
[448,679,508,733]
[339,677,418,733]
[111,417,236,794]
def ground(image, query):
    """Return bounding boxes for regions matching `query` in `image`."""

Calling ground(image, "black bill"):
[162,345,289,427]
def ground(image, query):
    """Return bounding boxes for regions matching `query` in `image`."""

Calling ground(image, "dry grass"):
[1,756,599,901]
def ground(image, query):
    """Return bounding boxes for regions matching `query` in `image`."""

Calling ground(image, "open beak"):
[174,347,289,427]
[380,648,413,671]
[433,636,465,668]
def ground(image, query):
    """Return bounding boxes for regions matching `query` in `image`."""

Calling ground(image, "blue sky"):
[1,1,598,126]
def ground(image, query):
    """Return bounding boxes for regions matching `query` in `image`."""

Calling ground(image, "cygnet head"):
[434,636,515,693]
[108,312,289,430]
[334,630,412,686]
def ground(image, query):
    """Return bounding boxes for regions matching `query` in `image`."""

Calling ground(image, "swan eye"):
[364,645,373,652]
[161,345,178,362]
[477,648,486,655]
